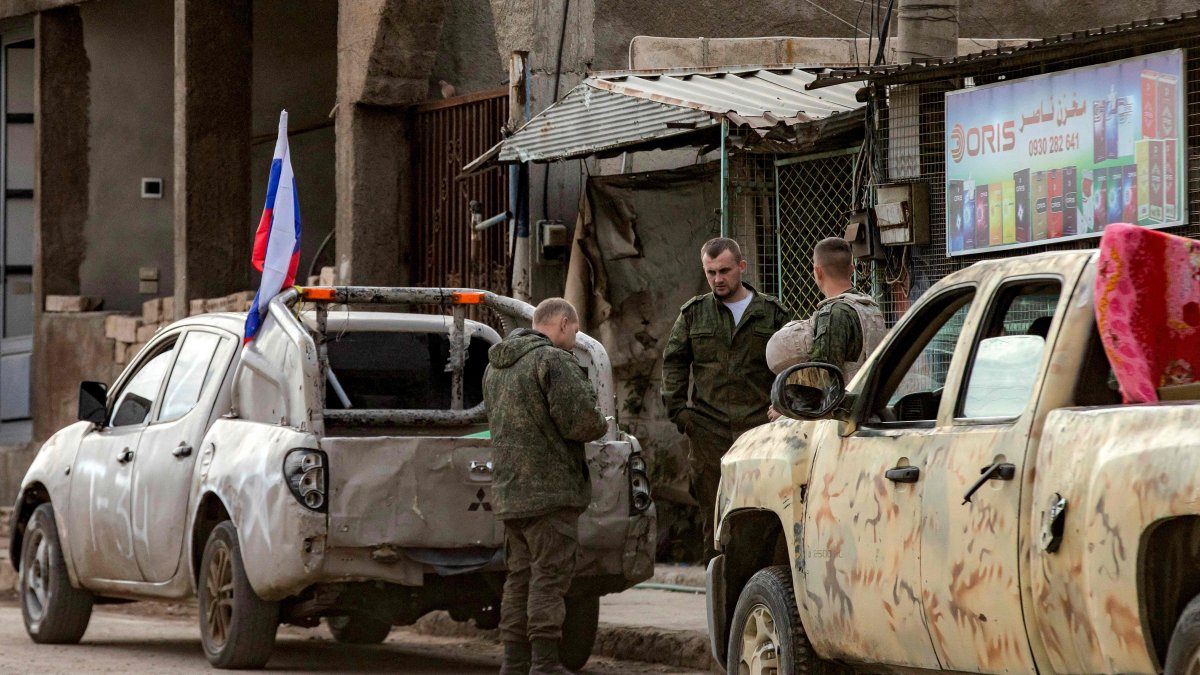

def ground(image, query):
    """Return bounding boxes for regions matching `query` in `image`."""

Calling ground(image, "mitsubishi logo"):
[468,488,492,512]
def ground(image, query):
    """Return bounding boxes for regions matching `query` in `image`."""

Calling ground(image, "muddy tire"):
[19,503,94,644]
[727,566,842,675]
[561,594,600,671]
[327,614,392,644]
[198,522,279,669]
[1166,592,1200,674]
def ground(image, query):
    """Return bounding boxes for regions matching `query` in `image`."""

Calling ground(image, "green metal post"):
[719,118,728,238]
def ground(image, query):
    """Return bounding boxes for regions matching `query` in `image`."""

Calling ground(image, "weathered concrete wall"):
[252,0,337,282]
[628,36,1033,69]
[430,0,505,96]
[77,0,174,312]
[30,313,115,445]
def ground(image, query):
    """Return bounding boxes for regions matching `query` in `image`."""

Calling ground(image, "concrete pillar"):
[32,7,90,441]
[334,103,408,286]
[334,0,444,286]
[896,0,960,64]
[173,0,252,314]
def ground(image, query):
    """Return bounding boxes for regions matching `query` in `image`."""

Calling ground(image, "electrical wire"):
[799,0,869,35]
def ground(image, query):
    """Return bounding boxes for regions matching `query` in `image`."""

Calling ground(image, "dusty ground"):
[0,593,710,674]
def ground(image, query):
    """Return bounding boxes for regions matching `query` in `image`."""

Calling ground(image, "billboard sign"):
[944,49,1186,256]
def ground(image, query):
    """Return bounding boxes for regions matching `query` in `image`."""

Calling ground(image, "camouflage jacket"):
[661,284,792,433]
[483,328,608,521]
[809,301,862,370]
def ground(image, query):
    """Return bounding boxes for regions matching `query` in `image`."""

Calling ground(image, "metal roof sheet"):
[494,66,864,164]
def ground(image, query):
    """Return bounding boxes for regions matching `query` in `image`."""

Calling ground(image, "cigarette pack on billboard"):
[1093,100,1108,162]
[1063,166,1078,236]
[1094,170,1107,231]
[1078,170,1094,234]
[1047,168,1063,238]
[1142,70,1158,138]
[1107,166,1123,228]
[989,183,1003,245]
[1136,139,1152,223]
[1014,170,1030,243]
[1164,138,1177,222]
[975,184,990,249]
[1033,170,1048,241]
[1149,139,1163,223]
[1122,164,1137,224]
[963,179,976,250]
[1105,90,1119,161]
[1002,180,1016,243]
[1158,72,1178,140]
[1117,97,1135,158]
[949,179,965,252]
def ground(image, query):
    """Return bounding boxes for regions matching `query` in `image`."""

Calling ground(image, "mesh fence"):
[728,154,780,294]
[774,151,876,317]
[875,36,1200,327]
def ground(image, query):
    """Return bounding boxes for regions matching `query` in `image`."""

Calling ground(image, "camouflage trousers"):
[684,412,738,564]
[499,509,579,643]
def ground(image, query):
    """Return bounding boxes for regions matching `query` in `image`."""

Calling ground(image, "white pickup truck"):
[9,287,655,669]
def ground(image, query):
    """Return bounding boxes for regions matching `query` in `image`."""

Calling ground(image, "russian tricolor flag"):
[244,110,301,343]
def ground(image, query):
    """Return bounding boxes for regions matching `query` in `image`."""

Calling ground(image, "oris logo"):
[950,120,1016,163]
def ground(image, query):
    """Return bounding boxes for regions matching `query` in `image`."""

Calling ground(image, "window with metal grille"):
[774,150,875,318]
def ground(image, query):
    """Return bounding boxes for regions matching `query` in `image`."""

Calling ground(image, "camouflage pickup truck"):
[708,251,1200,674]
[9,287,654,670]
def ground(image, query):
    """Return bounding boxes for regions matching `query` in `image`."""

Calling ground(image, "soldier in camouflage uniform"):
[484,297,608,675]
[766,237,886,414]
[662,238,792,563]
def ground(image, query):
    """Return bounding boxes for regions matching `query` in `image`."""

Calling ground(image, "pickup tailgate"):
[323,436,502,548]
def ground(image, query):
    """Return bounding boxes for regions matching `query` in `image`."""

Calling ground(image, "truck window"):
[323,331,490,410]
[156,331,224,423]
[110,341,177,427]
[959,280,1062,419]
[863,287,974,425]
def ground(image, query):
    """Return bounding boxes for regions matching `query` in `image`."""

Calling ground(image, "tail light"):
[284,448,327,512]
[628,454,652,513]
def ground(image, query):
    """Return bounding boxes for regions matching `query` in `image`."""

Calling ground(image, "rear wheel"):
[198,521,279,669]
[19,503,93,644]
[561,594,600,671]
[1166,592,1200,674]
[327,614,392,644]
[727,566,842,675]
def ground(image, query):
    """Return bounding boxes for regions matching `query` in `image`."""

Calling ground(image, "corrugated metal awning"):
[476,65,864,167]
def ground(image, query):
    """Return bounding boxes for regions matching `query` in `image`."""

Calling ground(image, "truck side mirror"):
[78,381,108,426]
[771,363,846,421]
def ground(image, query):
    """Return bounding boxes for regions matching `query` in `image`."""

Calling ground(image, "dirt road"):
[0,599,708,674]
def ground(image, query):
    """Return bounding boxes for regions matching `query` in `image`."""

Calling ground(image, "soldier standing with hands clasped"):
[661,238,791,563]
[484,298,608,675]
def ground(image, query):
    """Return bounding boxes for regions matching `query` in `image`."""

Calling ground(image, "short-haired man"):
[661,237,792,562]
[484,298,608,675]
[766,237,886,407]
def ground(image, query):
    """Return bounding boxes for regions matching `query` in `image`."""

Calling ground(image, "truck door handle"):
[469,461,493,474]
[962,462,1016,504]
[117,448,134,464]
[885,466,920,483]
[173,444,193,458]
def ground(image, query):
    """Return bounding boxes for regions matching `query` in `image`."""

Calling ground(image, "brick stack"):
[107,291,256,367]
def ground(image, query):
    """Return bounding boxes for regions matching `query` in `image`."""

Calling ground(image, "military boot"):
[529,638,569,674]
[500,640,532,675]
